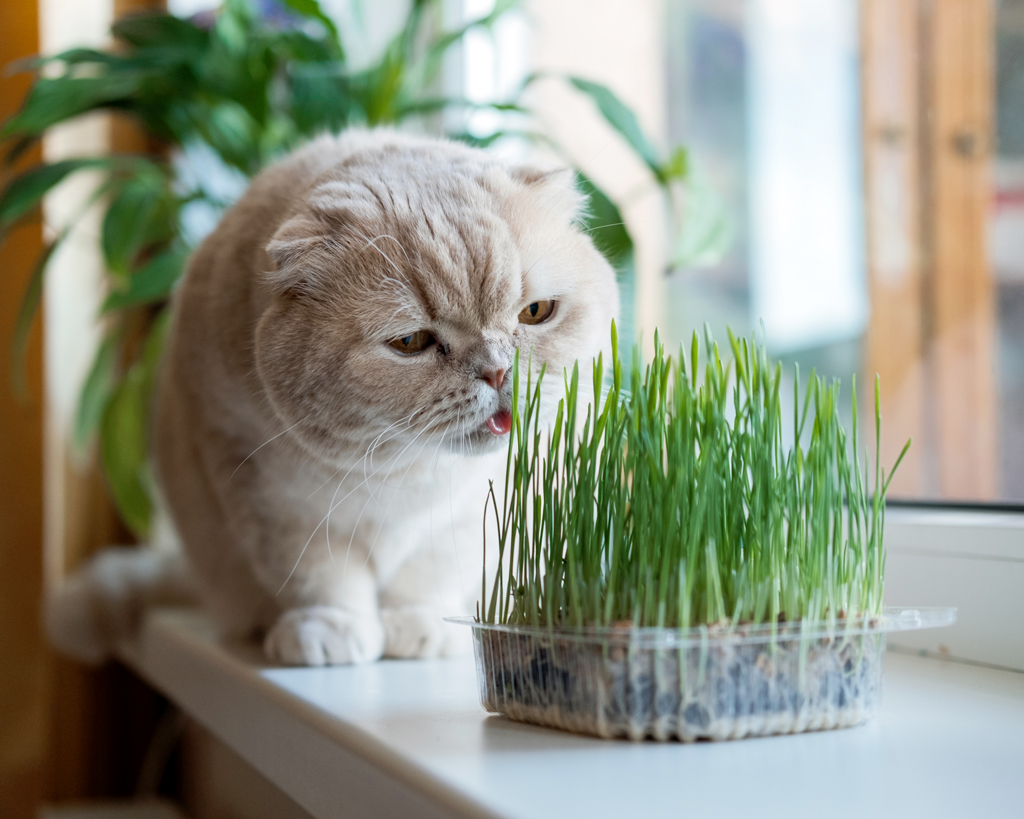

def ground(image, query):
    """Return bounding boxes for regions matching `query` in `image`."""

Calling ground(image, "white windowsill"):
[121,608,1023,819]
[884,507,1024,670]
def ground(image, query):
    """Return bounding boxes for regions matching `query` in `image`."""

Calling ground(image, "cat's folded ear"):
[507,164,586,224]
[264,215,330,297]
[509,165,572,187]
[265,186,380,297]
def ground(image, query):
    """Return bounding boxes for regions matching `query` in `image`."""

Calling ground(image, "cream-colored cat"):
[48,130,617,666]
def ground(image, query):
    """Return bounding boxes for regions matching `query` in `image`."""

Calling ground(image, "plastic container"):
[447,608,955,741]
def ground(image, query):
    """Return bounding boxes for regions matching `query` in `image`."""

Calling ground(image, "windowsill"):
[883,506,1024,670]
[121,608,1024,819]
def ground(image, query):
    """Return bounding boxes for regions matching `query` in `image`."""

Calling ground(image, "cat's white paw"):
[46,547,193,665]
[264,607,385,666]
[381,606,472,659]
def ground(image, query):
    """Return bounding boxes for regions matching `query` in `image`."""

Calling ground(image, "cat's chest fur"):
[286,443,505,587]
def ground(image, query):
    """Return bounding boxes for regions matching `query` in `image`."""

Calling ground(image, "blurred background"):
[2,0,1022,817]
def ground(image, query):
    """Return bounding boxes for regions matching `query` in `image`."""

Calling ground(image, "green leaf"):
[577,172,636,344]
[352,44,410,125]
[101,246,188,313]
[564,76,663,180]
[101,375,152,538]
[288,63,354,135]
[8,172,126,395]
[671,160,733,269]
[9,227,69,398]
[664,146,689,181]
[112,12,209,51]
[214,0,255,57]
[448,130,517,149]
[278,0,342,48]
[577,171,633,270]
[0,158,113,229]
[187,101,262,173]
[1,73,141,137]
[417,0,519,88]
[3,134,41,167]
[273,28,341,64]
[395,97,525,118]
[37,47,125,67]
[99,311,169,538]
[74,332,120,451]
[101,175,165,277]
[396,0,431,57]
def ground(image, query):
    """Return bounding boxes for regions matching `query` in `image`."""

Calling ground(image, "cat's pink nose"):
[480,367,506,391]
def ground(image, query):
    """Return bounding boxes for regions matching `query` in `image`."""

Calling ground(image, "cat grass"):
[481,323,910,632]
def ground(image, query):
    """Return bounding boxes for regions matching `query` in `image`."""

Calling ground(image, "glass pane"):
[995,0,1024,502]
[663,0,1024,505]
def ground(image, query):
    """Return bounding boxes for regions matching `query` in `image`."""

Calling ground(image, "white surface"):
[885,508,1024,670]
[124,608,1024,819]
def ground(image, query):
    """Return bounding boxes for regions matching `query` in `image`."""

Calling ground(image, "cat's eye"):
[518,299,556,326]
[389,330,436,355]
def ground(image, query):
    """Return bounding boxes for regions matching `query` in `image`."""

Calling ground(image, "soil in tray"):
[474,628,885,741]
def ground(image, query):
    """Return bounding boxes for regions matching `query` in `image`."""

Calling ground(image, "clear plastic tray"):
[447,608,956,741]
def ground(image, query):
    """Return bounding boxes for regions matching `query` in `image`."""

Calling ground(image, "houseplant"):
[0,0,702,536]
[453,325,954,741]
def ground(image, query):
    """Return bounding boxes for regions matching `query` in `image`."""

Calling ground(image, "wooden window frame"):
[862,0,999,500]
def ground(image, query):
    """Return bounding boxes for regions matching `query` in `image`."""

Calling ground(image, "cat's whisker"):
[362,418,455,573]
[357,231,406,278]
[306,465,343,499]
[279,410,438,595]
[228,415,308,483]
[347,418,445,579]
[373,266,417,298]
[365,410,422,475]
[364,415,406,483]
[322,412,418,522]
[445,414,471,609]
[338,411,429,516]
[583,221,627,234]
[362,413,430,483]
[424,416,457,615]
[379,301,419,330]
[364,414,412,479]
[324,476,343,565]
[448,408,466,603]
[570,132,619,186]
[424,410,452,608]
[379,281,418,309]
[369,234,412,265]
[325,419,410,567]
[350,407,447,512]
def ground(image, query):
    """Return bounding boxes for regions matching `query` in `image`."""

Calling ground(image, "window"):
[459,0,1024,672]
[470,0,1024,505]
[662,0,1024,504]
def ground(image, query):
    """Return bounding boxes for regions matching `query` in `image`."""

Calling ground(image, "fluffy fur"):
[48,130,618,666]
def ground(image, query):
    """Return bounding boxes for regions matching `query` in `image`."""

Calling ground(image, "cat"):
[47,130,618,666]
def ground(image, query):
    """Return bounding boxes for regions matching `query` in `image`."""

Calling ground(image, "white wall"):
[524,0,669,347]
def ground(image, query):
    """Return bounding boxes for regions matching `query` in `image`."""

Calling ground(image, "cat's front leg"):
[263,561,385,667]
[379,549,476,659]
[264,606,385,666]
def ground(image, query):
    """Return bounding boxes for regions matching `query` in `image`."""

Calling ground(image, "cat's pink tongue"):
[487,410,512,436]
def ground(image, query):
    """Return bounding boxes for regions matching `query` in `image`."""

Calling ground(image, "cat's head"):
[254,133,618,466]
